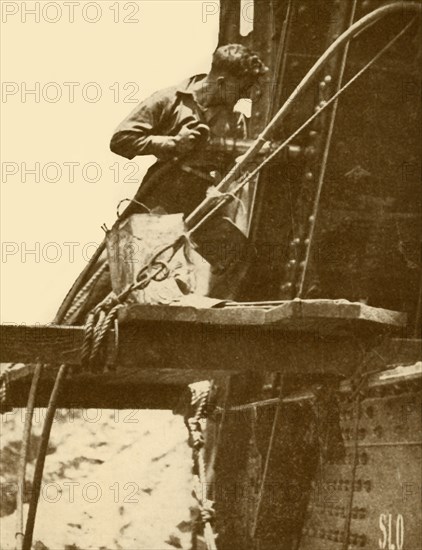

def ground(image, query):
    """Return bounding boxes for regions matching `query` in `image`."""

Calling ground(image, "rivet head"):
[374,425,383,438]
[309,215,315,223]
[363,480,372,493]
[360,451,369,465]
[320,81,326,89]
[305,145,316,158]
[309,130,318,138]
[324,75,332,83]
[305,171,314,181]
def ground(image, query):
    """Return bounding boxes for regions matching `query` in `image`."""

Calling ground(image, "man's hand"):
[151,122,210,158]
[174,122,210,154]
[173,125,205,154]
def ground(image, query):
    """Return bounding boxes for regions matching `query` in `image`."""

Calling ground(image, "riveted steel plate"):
[299,389,422,550]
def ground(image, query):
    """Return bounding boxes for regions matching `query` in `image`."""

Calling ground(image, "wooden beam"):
[6,378,184,410]
[1,301,406,378]
[1,321,362,376]
[1,335,418,411]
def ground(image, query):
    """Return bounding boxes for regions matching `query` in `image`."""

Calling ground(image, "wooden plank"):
[119,303,269,325]
[120,300,406,332]
[265,299,407,329]
[0,321,360,376]
[0,301,405,379]
[0,301,407,413]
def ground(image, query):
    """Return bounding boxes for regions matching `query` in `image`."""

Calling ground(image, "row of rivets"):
[281,72,332,293]
[302,527,367,546]
[311,479,372,492]
[342,427,367,440]
[342,425,388,440]
[307,504,368,520]
[327,450,369,466]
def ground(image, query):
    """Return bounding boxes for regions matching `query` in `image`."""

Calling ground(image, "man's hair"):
[211,44,268,79]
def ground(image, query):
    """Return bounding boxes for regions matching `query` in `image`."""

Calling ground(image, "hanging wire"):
[22,364,69,550]
[15,363,43,550]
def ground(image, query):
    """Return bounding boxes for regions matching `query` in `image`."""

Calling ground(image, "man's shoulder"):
[143,74,201,105]
[175,73,207,95]
[141,74,205,110]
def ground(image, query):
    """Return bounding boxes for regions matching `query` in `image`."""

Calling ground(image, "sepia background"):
[1,0,220,324]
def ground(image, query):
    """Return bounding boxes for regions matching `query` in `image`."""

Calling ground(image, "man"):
[64,45,268,322]
[110,43,268,216]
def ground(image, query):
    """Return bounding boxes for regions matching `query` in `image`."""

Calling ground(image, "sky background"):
[1,0,221,323]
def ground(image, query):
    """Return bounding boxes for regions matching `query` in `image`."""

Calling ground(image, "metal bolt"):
[374,425,383,438]
[305,145,317,158]
[358,428,366,440]
[360,451,369,465]
[358,534,367,547]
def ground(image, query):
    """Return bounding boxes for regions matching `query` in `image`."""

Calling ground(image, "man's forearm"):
[110,131,175,160]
